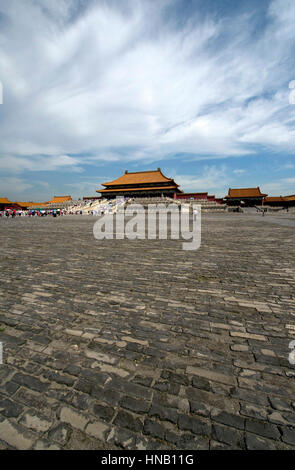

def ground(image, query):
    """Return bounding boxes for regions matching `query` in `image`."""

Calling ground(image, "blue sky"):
[0,0,295,201]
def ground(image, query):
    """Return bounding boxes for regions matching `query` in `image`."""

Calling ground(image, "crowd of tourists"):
[0,198,129,219]
[0,209,67,218]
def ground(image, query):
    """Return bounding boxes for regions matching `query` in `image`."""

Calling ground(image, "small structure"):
[83,196,101,201]
[14,202,47,210]
[284,194,295,207]
[47,196,72,204]
[1,196,73,212]
[39,196,73,210]
[264,196,286,207]
[0,197,12,210]
[174,192,223,203]
[225,187,267,207]
[264,195,295,208]
[97,169,182,199]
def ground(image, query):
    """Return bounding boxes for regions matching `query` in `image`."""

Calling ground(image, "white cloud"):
[233,169,246,174]
[262,178,295,196]
[282,163,295,169]
[65,179,102,198]
[0,177,33,194]
[0,154,83,173]
[174,166,230,197]
[0,0,295,172]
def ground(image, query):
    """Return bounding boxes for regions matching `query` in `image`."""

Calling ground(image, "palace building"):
[264,195,295,208]
[285,194,295,206]
[0,197,12,210]
[0,196,72,211]
[47,196,72,204]
[263,196,286,207]
[174,192,223,203]
[225,187,267,206]
[97,168,183,199]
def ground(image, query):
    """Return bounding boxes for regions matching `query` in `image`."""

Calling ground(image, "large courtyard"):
[0,213,295,450]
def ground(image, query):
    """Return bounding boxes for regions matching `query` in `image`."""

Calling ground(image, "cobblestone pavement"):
[0,213,295,450]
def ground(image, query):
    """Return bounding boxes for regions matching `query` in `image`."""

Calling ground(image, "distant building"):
[97,169,182,199]
[83,196,101,201]
[284,194,295,207]
[264,196,286,207]
[225,187,267,206]
[0,199,50,210]
[174,192,223,203]
[37,196,73,210]
[14,201,46,210]
[264,195,295,208]
[47,196,72,204]
[0,197,12,210]
[0,196,73,211]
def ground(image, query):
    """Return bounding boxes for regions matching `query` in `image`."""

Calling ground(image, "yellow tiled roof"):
[0,197,12,204]
[102,169,178,187]
[48,196,72,203]
[225,187,267,198]
[99,185,179,193]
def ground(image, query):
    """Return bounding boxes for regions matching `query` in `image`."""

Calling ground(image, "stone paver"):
[0,213,294,449]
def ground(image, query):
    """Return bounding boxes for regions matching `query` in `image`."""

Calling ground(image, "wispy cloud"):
[174,166,230,196]
[282,163,295,169]
[263,177,295,196]
[65,179,102,197]
[1,0,295,166]
[0,177,33,194]
[0,154,83,173]
[0,0,295,199]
